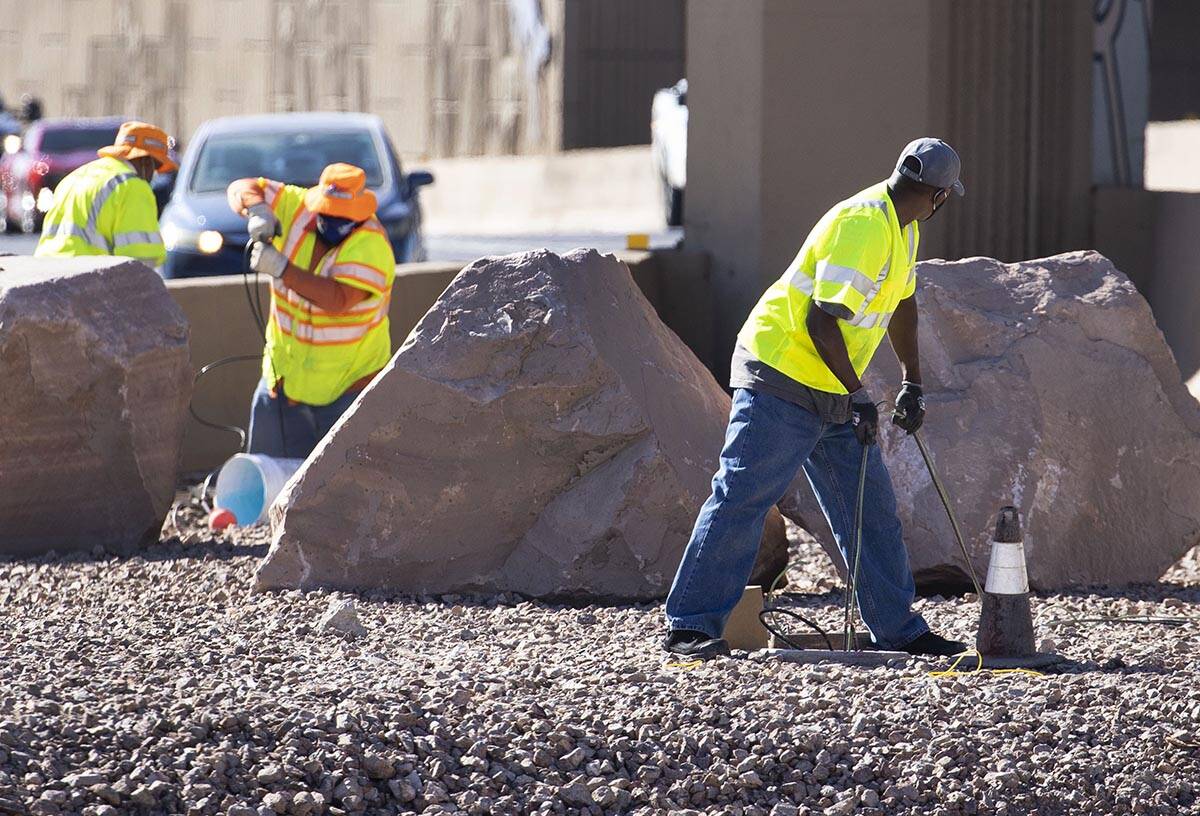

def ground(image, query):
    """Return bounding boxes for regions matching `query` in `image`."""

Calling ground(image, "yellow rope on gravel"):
[927,650,1045,679]
[664,659,704,671]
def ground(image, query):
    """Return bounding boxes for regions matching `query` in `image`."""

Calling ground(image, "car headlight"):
[36,187,54,213]
[162,223,183,251]
[163,224,224,254]
[196,230,224,254]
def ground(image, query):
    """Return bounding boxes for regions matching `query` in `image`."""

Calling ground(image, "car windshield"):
[39,125,120,153]
[189,129,386,193]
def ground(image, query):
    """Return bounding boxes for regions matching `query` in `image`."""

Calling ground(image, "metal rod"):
[842,445,870,651]
[912,430,984,598]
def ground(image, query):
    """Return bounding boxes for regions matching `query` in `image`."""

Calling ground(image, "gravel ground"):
[2,504,1199,816]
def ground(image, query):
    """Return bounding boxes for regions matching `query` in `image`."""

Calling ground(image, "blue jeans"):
[665,388,928,649]
[246,379,361,460]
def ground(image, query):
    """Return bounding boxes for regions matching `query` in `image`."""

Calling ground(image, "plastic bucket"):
[214,454,305,525]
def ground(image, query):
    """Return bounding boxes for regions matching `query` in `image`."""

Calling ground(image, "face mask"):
[316,215,358,245]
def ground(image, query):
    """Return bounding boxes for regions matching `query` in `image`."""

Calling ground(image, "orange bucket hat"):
[98,121,177,173]
[304,163,377,222]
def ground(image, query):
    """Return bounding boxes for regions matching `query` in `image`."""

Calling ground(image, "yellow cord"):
[927,649,1044,678]
[664,659,704,671]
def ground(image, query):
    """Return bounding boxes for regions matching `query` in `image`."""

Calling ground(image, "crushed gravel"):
[1,502,1199,816]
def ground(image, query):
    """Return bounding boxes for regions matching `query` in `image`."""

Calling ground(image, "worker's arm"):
[281,264,370,313]
[228,177,290,243]
[805,304,863,393]
[886,294,921,384]
[249,241,370,313]
[227,178,266,214]
[888,293,926,433]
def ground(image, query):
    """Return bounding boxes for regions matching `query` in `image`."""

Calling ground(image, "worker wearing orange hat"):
[35,121,175,264]
[226,162,396,458]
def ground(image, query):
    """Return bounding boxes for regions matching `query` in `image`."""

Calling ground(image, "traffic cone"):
[976,506,1036,658]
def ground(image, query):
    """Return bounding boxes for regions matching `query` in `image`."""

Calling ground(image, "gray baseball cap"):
[893,137,965,196]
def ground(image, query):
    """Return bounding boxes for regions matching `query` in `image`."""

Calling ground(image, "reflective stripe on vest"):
[38,163,139,253]
[738,180,917,394]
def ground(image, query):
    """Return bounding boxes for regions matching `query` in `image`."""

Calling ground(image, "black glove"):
[850,391,879,446]
[892,381,926,434]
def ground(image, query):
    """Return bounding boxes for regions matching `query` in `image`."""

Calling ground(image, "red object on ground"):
[209,508,237,531]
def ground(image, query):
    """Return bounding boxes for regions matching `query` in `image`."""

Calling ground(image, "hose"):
[180,239,272,512]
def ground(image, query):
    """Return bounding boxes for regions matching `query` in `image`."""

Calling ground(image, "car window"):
[189,129,385,193]
[39,126,120,153]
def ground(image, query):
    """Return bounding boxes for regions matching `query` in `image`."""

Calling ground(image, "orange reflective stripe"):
[329,262,388,291]
[274,309,386,346]
[283,209,314,262]
[273,295,385,326]
[260,179,283,210]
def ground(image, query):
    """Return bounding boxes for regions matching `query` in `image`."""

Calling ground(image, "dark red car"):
[0,116,122,234]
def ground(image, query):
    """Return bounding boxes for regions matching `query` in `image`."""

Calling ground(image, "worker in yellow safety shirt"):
[226,163,395,459]
[663,138,971,660]
[35,121,174,265]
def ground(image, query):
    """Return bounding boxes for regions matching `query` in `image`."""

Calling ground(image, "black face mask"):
[316,215,358,245]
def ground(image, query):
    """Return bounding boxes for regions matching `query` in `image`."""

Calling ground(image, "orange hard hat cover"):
[304,162,377,221]
[98,121,177,173]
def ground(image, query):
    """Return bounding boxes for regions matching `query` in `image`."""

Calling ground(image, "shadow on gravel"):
[1045,582,1200,603]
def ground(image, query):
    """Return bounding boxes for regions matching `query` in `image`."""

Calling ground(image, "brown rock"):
[257,249,786,599]
[0,257,191,556]
[861,251,1200,590]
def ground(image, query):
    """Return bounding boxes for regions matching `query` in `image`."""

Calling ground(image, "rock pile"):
[0,257,191,556]
[258,249,786,600]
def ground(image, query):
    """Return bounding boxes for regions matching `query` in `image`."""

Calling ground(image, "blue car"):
[160,112,433,278]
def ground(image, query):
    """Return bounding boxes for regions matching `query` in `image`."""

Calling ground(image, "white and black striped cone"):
[976,506,1036,657]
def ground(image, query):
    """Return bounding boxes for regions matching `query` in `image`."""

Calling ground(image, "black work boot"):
[662,629,731,660]
[900,631,968,657]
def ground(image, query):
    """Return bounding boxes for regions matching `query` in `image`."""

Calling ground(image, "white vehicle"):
[651,78,687,227]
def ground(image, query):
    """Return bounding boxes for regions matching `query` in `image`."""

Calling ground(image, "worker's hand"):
[246,203,280,243]
[849,390,879,446]
[892,381,926,434]
[249,241,288,279]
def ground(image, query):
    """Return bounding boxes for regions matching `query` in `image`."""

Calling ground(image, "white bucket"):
[214,454,305,525]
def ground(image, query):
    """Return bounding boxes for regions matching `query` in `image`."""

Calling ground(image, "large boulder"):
[0,257,191,556]
[257,249,787,599]
[857,251,1200,590]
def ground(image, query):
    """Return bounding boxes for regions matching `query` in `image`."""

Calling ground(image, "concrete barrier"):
[168,250,711,474]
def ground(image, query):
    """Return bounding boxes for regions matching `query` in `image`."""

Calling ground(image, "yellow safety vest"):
[739,181,919,394]
[256,178,396,406]
[34,156,166,265]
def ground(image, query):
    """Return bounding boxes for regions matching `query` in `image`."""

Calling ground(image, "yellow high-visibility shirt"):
[256,178,396,406]
[34,156,165,265]
[738,180,918,394]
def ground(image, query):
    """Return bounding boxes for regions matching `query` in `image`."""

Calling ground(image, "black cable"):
[759,607,835,651]
[243,240,267,334]
[188,354,262,450]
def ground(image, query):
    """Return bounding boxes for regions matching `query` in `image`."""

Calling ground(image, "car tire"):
[665,183,684,228]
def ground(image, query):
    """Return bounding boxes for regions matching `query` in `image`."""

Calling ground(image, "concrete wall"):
[1093,186,1200,395]
[0,0,684,159]
[168,249,711,474]
[685,0,1094,380]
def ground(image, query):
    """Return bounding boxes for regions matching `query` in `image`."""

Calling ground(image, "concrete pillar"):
[686,0,1093,381]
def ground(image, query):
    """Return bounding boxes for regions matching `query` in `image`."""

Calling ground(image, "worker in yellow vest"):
[35,121,174,264]
[664,138,969,660]
[227,163,395,459]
